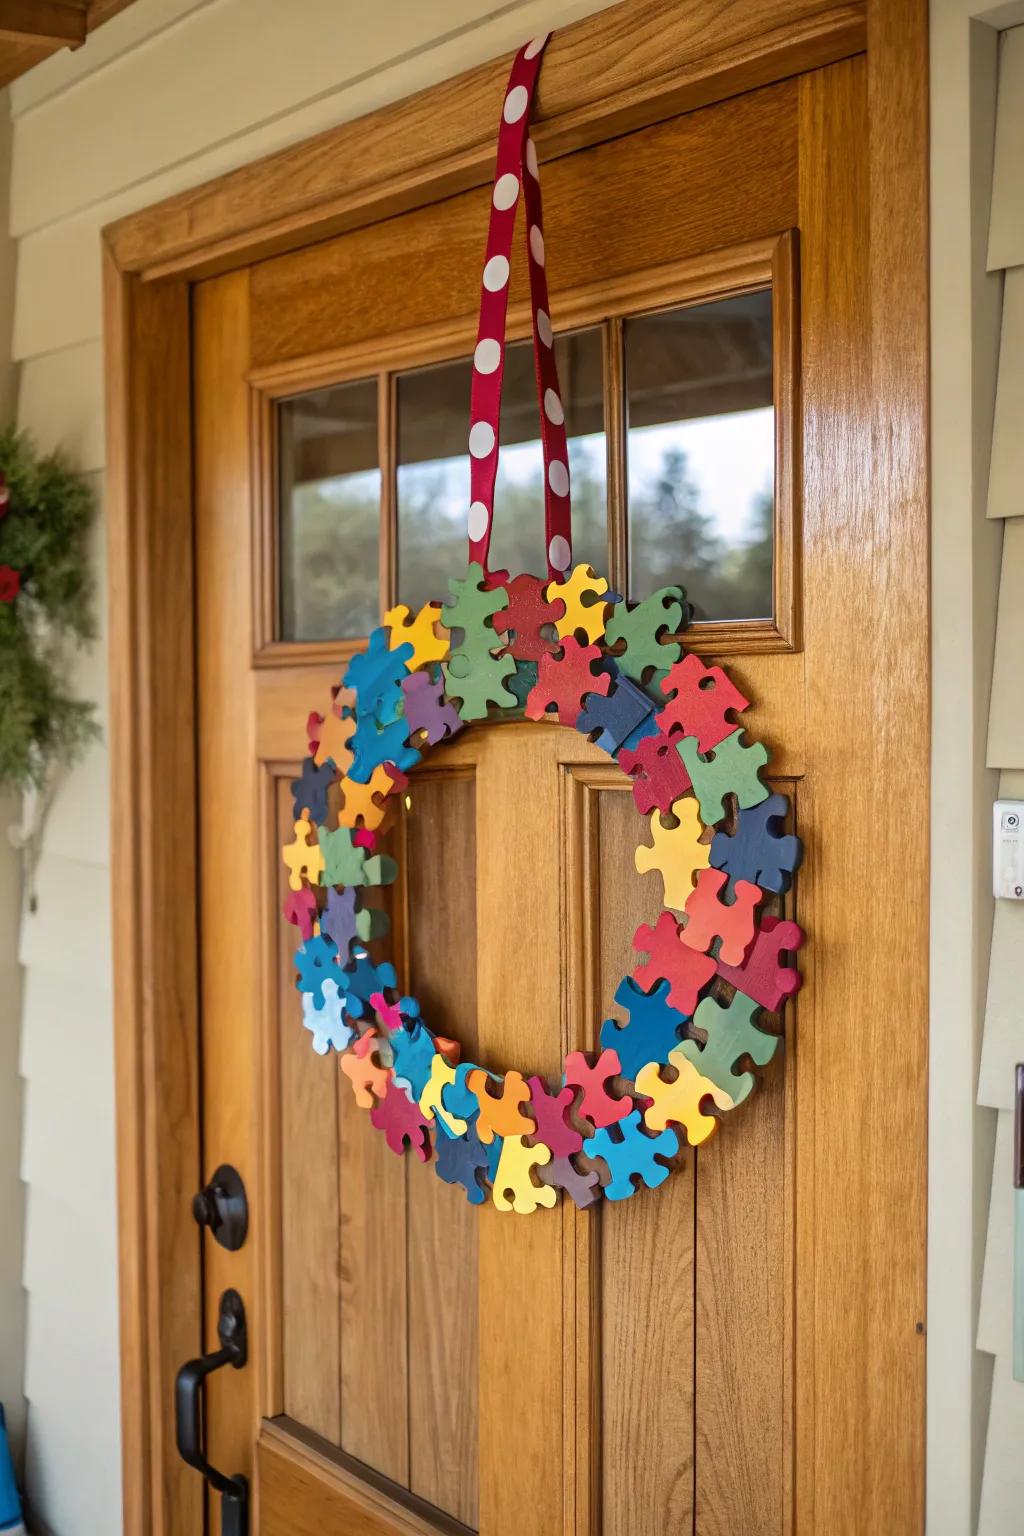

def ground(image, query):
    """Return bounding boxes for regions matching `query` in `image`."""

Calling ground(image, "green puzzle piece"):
[356,904,390,942]
[444,562,507,638]
[677,728,770,825]
[318,825,368,886]
[443,648,517,721]
[681,990,779,1105]
[604,585,686,683]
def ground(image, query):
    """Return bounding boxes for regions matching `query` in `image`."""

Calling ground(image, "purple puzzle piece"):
[321,886,359,958]
[540,1155,602,1208]
[402,671,464,745]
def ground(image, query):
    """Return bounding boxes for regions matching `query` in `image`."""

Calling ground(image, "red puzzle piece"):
[370,1080,432,1161]
[715,914,804,1012]
[633,910,717,1015]
[564,1049,632,1129]
[680,867,762,965]
[493,573,564,661]
[658,654,750,752]
[282,887,318,941]
[618,732,692,815]
[527,1075,583,1156]
[525,636,611,726]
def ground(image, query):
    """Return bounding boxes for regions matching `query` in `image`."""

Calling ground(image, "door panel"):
[191,49,909,1536]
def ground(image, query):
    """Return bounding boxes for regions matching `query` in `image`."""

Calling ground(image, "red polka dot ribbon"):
[467,34,573,584]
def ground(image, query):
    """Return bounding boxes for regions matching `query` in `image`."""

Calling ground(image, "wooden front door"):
[188,44,925,1536]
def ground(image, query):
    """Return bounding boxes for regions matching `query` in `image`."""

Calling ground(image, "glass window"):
[397,328,606,613]
[625,293,774,623]
[278,378,380,641]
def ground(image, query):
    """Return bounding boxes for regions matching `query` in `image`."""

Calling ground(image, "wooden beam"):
[0,0,86,47]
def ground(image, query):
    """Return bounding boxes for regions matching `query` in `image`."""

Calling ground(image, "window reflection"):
[626,294,774,623]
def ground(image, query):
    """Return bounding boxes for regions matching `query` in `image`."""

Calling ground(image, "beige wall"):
[9,1,614,1530]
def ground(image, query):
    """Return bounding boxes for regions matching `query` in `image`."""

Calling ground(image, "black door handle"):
[175,1289,249,1536]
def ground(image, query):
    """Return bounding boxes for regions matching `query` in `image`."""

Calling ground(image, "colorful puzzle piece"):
[604,586,686,682]
[545,562,610,643]
[618,732,692,815]
[635,1047,733,1144]
[317,824,370,888]
[525,636,611,726]
[635,795,711,912]
[419,1053,469,1137]
[443,648,518,719]
[337,764,401,830]
[681,990,779,1105]
[320,885,385,958]
[540,1154,601,1208]
[291,755,335,824]
[390,1022,438,1101]
[343,627,413,724]
[677,730,770,826]
[283,886,318,942]
[306,710,323,757]
[370,1080,432,1160]
[443,1061,487,1123]
[715,914,804,1011]
[587,1110,679,1201]
[633,910,718,1015]
[710,793,803,895]
[444,562,507,638]
[680,867,761,965]
[658,654,750,752]
[506,659,538,710]
[340,954,398,1019]
[468,1068,534,1142]
[526,1076,582,1156]
[435,1123,491,1204]
[564,1048,632,1129]
[301,977,355,1055]
[382,600,450,670]
[341,1029,392,1108]
[401,670,464,744]
[600,975,688,1082]
[349,715,421,783]
[294,932,342,1004]
[493,572,563,661]
[492,1135,556,1214]
[576,673,655,756]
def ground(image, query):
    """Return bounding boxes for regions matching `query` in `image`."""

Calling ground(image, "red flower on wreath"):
[0,564,20,602]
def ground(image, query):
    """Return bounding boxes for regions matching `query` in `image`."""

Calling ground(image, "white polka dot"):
[504,85,529,123]
[493,172,519,211]
[474,338,501,375]
[543,388,564,426]
[525,138,539,179]
[524,34,548,59]
[548,534,571,571]
[536,309,553,347]
[469,421,496,459]
[483,254,510,291]
[548,460,569,497]
[468,501,490,542]
[529,225,545,266]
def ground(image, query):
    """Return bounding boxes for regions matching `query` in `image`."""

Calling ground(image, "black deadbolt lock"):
[192,1163,248,1251]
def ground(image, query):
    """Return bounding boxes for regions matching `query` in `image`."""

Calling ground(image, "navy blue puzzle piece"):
[709,792,803,894]
[434,1122,490,1204]
[348,715,422,783]
[576,673,655,756]
[343,627,413,724]
[601,975,689,1082]
[618,712,660,755]
[291,755,335,823]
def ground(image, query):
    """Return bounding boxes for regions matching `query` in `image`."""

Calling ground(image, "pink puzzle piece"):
[527,1076,583,1156]
[370,1080,432,1161]
[680,867,762,966]
[715,914,804,1012]
[282,887,318,941]
[633,910,717,1016]
[564,1049,632,1129]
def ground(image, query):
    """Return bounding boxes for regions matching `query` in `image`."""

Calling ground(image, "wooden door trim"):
[101,1,928,1531]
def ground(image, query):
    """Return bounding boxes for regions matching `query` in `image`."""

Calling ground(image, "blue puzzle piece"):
[442,1061,484,1123]
[435,1121,491,1204]
[618,711,660,755]
[343,627,414,724]
[291,755,335,823]
[601,975,689,1082]
[302,977,356,1055]
[339,953,398,1019]
[588,1109,678,1201]
[390,1023,436,1100]
[709,791,803,895]
[576,672,655,756]
[506,660,539,711]
[348,715,422,784]
[294,933,341,1005]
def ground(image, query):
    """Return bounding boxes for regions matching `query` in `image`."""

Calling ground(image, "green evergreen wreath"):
[0,426,99,790]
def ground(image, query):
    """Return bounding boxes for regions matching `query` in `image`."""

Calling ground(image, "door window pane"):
[626,293,774,622]
[278,378,380,641]
[397,329,606,613]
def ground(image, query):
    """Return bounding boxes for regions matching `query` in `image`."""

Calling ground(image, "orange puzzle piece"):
[467,1068,534,1143]
[337,763,401,830]
[341,1031,392,1109]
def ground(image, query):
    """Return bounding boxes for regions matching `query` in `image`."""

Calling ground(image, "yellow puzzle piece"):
[282,815,325,891]
[418,1053,467,1137]
[315,708,355,773]
[634,794,710,912]
[337,764,397,830]
[635,1046,734,1146]
[545,562,610,644]
[383,600,450,670]
[491,1135,556,1214]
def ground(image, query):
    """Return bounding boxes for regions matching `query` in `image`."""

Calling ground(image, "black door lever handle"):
[175,1289,249,1536]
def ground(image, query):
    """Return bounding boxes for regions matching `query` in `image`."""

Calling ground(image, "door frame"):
[101,2,928,1532]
